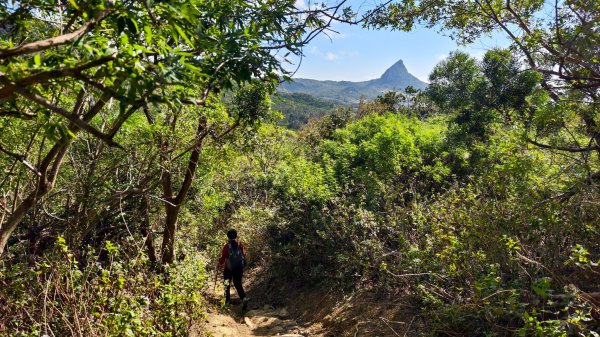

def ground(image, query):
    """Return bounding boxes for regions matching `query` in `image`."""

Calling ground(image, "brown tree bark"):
[160,201,179,264]
[0,11,109,60]
[0,141,70,255]
[160,117,208,264]
[141,195,157,265]
[0,87,114,256]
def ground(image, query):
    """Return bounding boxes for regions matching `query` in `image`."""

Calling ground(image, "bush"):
[258,111,599,336]
[0,238,208,337]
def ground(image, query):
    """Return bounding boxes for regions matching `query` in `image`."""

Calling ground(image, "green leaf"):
[68,0,80,10]
[143,25,153,44]
[183,62,202,72]
[174,24,194,47]
[34,53,41,67]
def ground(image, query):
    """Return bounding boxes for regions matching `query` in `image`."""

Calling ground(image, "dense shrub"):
[258,112,599,335]
[0,238,207,337]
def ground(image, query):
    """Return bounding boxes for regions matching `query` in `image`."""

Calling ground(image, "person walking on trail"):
[219,228,248,307]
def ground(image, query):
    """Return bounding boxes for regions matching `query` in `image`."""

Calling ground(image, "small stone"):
[244,316,255,329]
[283,319,296,328]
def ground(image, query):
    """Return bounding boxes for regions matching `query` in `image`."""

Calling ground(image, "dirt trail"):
[198,261,422,337]
[205,303,307,337]
[201,277,313,337]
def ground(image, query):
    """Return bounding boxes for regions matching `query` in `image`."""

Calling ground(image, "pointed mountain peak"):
[379,59,409,82]
[279,57,428,104]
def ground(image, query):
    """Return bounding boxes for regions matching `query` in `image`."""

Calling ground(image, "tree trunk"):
[0,191,39,255]
[159,117,207,265]
[141,195,157,265]
[0,141,70,256]
[582,116,600,158]
[160,201,179,264]
[0,86,116,256]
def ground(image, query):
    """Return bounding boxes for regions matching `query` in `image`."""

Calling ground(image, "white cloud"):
[294,0,306,10]
[326,52,338,61]
[303,47,357,62]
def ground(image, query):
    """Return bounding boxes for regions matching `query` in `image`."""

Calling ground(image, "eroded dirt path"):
[205,303,307,337]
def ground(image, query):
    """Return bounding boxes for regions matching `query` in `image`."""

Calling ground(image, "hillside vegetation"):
[271,92,337,129]
[1,1,599,336]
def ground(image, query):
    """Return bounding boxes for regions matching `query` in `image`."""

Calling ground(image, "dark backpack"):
[226,242,244,271]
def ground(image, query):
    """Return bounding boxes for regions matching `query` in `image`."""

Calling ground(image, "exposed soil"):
[200,264,423,337]
[204,302,309,337]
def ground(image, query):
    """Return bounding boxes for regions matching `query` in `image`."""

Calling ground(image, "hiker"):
[218,228,248,306]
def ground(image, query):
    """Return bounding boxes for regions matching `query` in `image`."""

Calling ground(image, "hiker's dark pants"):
[223,267,245,301]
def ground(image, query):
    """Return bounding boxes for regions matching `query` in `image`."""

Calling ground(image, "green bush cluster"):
[251,110,599,335]
[0,238,207,337]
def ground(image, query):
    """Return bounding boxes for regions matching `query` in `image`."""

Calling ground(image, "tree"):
[156,82,273,264]
[403,85,418,110]
[375,90,406,113]
[368,0,600,155]
[427,50,539,144]
[0,0,374,257]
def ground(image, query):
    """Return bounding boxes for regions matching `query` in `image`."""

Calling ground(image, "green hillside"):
[272,92,339,129]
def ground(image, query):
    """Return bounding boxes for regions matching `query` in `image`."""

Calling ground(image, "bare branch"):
[0,109,36,119]
[215,118,241,140]
[174,117,209,204]
[0,144,41,176]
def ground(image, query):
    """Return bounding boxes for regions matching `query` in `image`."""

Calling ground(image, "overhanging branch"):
[527,138,599,153]
[0,55,116,99]
[0,143,41,176]
[14,88,124,149]
[0,11,109,59]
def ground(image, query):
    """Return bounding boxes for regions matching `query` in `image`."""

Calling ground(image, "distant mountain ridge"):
[278,59,428,104]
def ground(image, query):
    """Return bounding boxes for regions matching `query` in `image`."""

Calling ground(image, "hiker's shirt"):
[219,240,246,271]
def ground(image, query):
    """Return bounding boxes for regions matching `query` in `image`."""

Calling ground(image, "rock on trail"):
[204,304,307,337]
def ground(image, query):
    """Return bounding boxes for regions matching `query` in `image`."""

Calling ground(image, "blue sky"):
[286,15,510,83]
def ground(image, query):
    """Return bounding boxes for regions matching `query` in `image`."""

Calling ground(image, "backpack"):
[226,242,244,271]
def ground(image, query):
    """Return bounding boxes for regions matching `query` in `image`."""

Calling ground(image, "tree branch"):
[0,55,116,99]
[526,138,599,153]
[13,88,124,149]
[0,144,41,176]
[0,109,36,119]
[215,118,241,140]
[0,11,109,59]
[174,117,208,204]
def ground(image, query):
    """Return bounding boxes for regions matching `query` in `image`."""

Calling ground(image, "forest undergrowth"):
[1,1,600,336]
